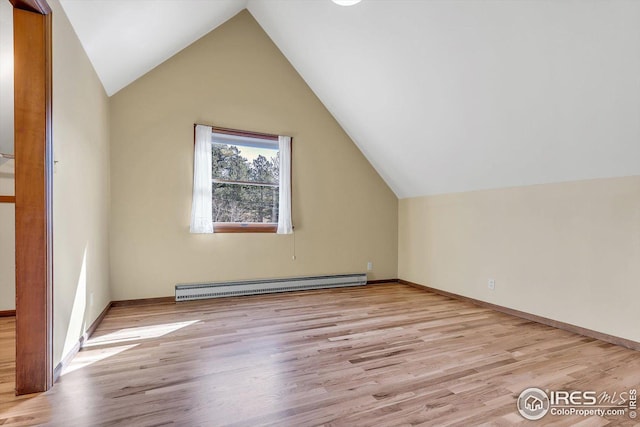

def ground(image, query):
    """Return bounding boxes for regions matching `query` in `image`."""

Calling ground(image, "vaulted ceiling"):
[59,0,640,198]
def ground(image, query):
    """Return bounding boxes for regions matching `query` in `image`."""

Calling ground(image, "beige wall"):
[0,0,14,312]
[109,10,398,300]
[51,0,111,366]
[0,160,14,311]
[0,0,13,155]
[399,175,640,342]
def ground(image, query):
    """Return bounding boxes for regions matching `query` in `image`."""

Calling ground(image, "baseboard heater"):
[175,273,367,302]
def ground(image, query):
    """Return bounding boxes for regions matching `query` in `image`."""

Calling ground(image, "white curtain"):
[277,135,293,234]
[190,125,214,233]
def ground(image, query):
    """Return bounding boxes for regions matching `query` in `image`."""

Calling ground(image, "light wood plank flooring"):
[1,283,639,426]
[0,316,16,409]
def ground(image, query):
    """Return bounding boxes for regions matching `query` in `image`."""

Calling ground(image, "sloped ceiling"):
[60,0,640,198]
[59,0,246,96]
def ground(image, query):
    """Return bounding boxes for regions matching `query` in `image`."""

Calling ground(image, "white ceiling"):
[60,0,640,198]
[59,0,246,97]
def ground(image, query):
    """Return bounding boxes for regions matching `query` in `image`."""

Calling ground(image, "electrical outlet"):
[367,261,373,271]
[488,279,495,290]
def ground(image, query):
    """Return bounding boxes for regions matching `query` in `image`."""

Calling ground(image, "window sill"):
[214,223,277,233]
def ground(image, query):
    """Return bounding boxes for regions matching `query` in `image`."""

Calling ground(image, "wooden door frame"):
[10,0,53,394]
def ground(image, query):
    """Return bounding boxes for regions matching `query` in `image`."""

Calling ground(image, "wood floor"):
[1,283,639,426]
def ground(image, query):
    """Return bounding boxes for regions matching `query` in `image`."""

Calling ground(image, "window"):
[211,129,280,232]
[190,124,292,234]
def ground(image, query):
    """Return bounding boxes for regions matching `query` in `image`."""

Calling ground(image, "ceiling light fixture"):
[332,0,362,6]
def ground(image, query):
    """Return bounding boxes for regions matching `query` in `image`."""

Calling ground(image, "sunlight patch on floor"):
[61,344,138,376]
[83,320,200,347]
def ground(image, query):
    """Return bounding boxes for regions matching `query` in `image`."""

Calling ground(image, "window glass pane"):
[211,139,280,224]
[212,133,276,150]
[212,143,279,184]
[212,183,279,223]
